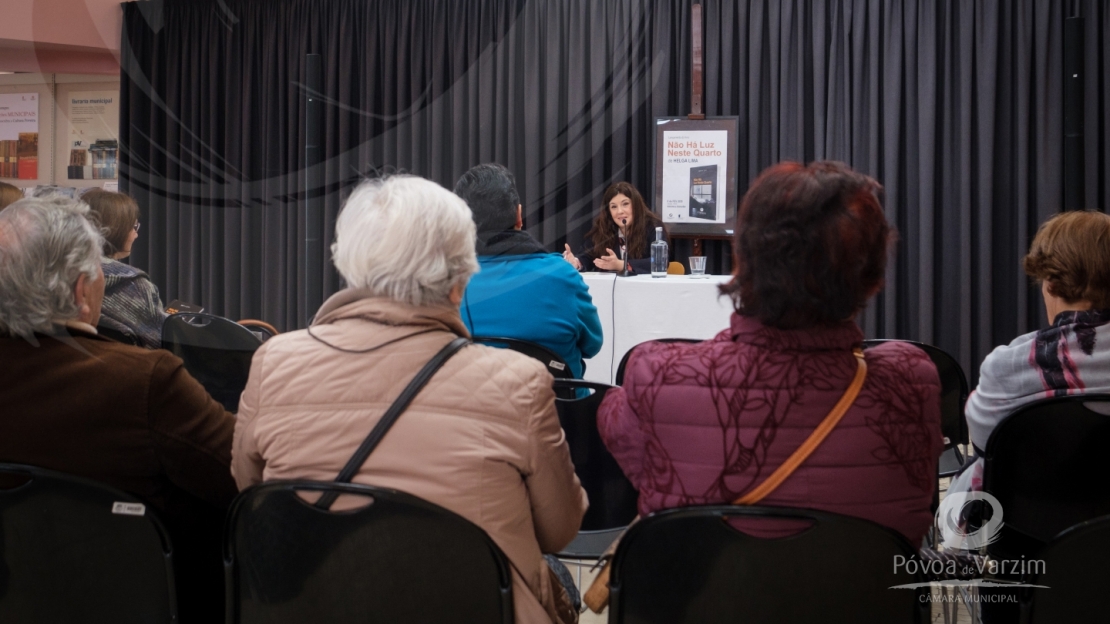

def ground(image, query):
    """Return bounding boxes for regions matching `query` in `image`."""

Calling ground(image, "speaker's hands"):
[594,248,626,272]
[562,244,582,270]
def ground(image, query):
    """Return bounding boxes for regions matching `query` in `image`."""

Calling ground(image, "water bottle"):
[651,226,668,278]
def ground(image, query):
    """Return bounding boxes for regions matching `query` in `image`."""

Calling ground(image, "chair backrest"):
[1023,514,1110,623]
[614,338,702,386]
[161,312,262,412]
[982,394,1110,558]
[552,380,638,535]
[608,506,929,624]
[471,336,572,379]
[237,319,280,342]
[224,481,514,624]
[861,339,969,447]
[0,463,176,623]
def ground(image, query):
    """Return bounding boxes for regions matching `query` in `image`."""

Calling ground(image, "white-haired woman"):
[232,175,587,624]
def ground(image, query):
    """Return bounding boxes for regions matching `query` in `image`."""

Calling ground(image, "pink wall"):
[0,0,122,74]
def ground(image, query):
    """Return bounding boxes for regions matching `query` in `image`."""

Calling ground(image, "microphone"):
[619,218,629,276]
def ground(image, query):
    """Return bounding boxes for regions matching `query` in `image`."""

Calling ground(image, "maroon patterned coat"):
[598,314,942,545]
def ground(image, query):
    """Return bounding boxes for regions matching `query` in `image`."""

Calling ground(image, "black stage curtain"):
[120,0,1110,382]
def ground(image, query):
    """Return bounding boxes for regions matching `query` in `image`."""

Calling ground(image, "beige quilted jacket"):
[233,289,588,623]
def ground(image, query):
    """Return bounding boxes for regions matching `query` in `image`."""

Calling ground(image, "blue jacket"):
[463,230,603,378]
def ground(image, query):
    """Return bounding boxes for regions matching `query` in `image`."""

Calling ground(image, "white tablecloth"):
[581,273,735,384]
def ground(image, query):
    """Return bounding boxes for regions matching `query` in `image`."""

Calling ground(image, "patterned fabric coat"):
[99,257,167,349]
[598,313,943,545]
[951,308,1110,493]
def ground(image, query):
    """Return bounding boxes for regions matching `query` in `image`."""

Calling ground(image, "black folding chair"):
[608,505,930,624]
[614,338,701,386]
[161,312,262,412]
[982,394,1110,560]
[1021,514,1110,623]
[862,339,970,477]
[0,463,176,623]
[976,394,1110,622]
[551,379,638,560]
[224,481,514,624]
[472,336,573,379]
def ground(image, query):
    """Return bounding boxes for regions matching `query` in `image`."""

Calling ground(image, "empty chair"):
[1022,514,1110,623]
[614,338,701,386]
[0,463,176,624]
[551,379,638,559]
[607,505,929,624]
[161,312,261,412]
[224,481,513,624]
[862,339,970,476]
[472,336,573,379]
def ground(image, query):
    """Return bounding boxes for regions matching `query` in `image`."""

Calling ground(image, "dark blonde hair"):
[1023,210,1110,309]
[0,182,22,211]
[82,189,139,256]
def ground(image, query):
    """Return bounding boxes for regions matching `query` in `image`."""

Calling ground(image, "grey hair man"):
[453,163,602,378]
[0,195,104,339]
[0,196,237,623]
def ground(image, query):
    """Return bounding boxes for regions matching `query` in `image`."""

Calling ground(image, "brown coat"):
[0,324,238,622]
[233,290,588,624]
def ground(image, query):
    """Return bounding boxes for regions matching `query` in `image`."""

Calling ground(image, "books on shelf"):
[1,133,40,180]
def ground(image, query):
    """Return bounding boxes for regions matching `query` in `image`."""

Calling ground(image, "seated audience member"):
[233,175,588,624]
[562,181,667,275]
[83,188,167,348]
[0,181,21,210]
[596,161,942,545]
[951,210,1110,494]
[0,196,238,622]
[454,163,602,378]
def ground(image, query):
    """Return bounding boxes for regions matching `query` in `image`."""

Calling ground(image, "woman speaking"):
[563,181,667,274]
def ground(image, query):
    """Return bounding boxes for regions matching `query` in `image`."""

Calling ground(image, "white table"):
[580,273,735,384]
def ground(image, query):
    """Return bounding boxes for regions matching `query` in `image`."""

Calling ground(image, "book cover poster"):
[68,91,119,180]
[660,130,727,224]
[0,93,39,180]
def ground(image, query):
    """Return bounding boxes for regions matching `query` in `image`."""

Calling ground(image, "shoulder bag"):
[583,348,867,612]
[314,336,470,510]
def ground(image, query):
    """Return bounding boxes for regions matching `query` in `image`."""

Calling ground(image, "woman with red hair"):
[598,161,942,544]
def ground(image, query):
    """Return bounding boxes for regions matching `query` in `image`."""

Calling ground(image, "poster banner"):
[653,117,739,236]
[67,91,119,180]
[0,93,39,179]
[660,130,728,224]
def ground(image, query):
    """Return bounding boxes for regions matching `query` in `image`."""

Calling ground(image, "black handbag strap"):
[314,336,469,509]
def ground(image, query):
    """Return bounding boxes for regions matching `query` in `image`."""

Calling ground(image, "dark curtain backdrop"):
[119,0,1110,383]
